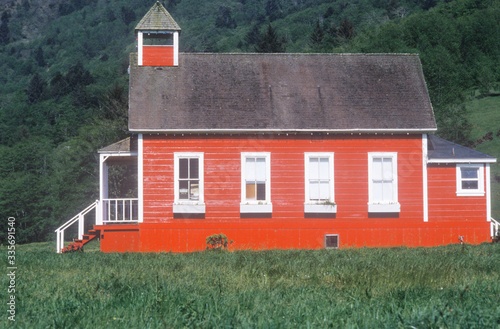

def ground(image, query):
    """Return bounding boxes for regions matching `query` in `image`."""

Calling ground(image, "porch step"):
[61,228,100,253]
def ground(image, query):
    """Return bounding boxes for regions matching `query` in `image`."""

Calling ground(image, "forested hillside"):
[0,0,498,243]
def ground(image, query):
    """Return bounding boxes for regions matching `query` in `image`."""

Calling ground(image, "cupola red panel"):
[142,46,174,66]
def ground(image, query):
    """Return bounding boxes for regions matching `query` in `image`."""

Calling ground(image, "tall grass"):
[1,242,499,328]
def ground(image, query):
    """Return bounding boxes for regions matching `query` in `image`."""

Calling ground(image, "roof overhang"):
[427,158,497,164]
[130,128,438,134]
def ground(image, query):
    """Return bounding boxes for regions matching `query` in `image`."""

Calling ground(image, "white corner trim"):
[173,31,179,66]
[137,32,143,66]
[138,134,144,223]
[486,164,491,222]
[422,134,428,222]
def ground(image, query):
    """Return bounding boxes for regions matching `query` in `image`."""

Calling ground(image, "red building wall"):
[98,134,492,252]
[135,133,436,252]
[427,163,489,244]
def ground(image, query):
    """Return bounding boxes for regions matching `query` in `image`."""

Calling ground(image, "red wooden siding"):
[427,163,489,243]
[143,46,174,66]
[137,133,430,252]
[99,134,491,252]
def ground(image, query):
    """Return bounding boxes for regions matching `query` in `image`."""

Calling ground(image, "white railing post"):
[55,201,99,253]
[78,214,84,240]
[56,229,61,253]
[100,198,139,223]
[491,218,499,239]
[61,230,64,252]
[96,200,102,225]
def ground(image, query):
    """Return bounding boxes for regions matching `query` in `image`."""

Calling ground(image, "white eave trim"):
[427,158,497,164]
[129,128,438,134]
[97,151,138,156]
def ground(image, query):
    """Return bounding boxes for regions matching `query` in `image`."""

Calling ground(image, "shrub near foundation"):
[206,233,233,250]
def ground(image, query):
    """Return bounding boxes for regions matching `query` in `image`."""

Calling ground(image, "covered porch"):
[98,137,139,224]
[55,137,140,253]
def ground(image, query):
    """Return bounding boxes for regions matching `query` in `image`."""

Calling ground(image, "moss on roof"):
[135,1,181,32]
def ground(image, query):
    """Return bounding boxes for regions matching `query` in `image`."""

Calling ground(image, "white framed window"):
[304,153,336,213]
[173,153,205,213]
[240,152,272,213]
[368,152,400,213]
[456,164,484,196]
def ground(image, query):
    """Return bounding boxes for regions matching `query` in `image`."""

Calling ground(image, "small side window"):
[456,164,484,196]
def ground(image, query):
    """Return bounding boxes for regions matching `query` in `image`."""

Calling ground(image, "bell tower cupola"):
[135,1,181,66]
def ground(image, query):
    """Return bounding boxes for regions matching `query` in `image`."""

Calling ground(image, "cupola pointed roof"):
[135,1,181,32]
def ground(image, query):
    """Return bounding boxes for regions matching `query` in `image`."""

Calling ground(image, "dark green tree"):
[121,6,136,26]
[215,6,236,29]
[310,20,324,46]
[0,11,10,45]
[35,46,46,67]
[337,19,355,41]
[385,0,400,19]
[265,0,283,21]
[245,24,261,47]
[26,73,46,104]
[49,71,69,98]
[255,24,286,53]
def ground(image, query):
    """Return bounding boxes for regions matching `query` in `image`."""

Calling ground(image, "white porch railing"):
[55,200,98,253]
[491,217,500,239]
[55,198,139,253]
[101,198,139,223]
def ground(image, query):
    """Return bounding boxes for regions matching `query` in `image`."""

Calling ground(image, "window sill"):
[240,203,273,214]
[304,203,337,213]
[456,191,485,197]
[173,203,206,214]
[368,202,400,213]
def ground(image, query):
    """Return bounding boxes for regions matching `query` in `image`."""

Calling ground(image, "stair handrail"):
[55,200,99,253]
[491,217,499,240]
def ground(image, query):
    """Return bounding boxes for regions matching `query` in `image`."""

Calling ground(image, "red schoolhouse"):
[56,2,497,253]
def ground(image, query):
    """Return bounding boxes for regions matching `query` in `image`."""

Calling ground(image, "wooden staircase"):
[61,228,100,253]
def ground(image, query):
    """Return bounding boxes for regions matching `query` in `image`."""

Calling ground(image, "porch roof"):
[98,137,137,155]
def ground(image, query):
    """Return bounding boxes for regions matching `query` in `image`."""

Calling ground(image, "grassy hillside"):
[1,242,498,327]
[466,93,500,219]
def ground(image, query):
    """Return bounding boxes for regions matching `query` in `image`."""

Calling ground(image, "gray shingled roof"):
[427,134,496,162]
[135,1,181,32]
[129,52,437,133]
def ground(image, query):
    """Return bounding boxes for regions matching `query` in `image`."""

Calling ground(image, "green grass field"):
[1,241,499,328]
[466,93,500,220]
